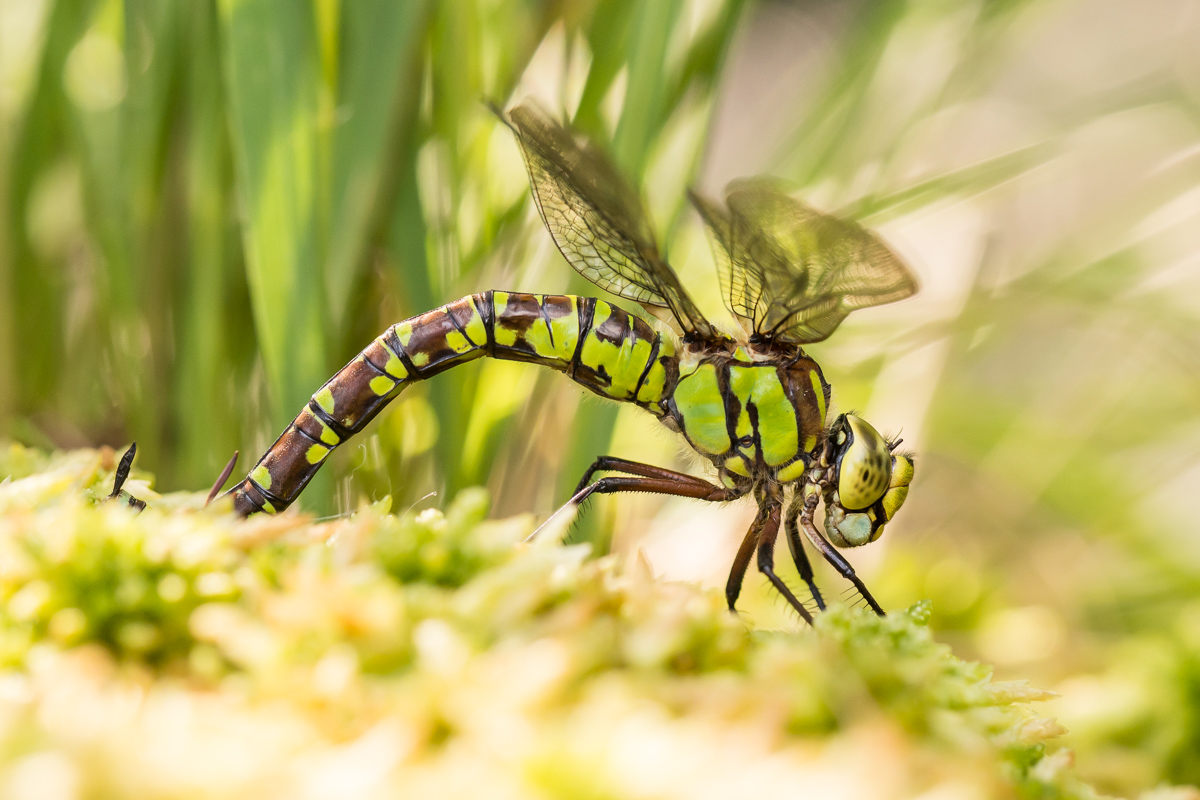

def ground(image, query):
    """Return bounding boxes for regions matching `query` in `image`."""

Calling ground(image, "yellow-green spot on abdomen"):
[306,444,330,465]
[524,299,578,363]
[673,363,730,455]
[395,321,414,349]
[317,420,340,446]
[251,465,272,492]
[376,336,409,380]
[315,387,336,416]
[444,326,472,355]
[369,375,395,396]
[493,293,519,347]
[463,305,488,346]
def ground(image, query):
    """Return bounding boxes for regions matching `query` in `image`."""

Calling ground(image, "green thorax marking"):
[665,343,829,483]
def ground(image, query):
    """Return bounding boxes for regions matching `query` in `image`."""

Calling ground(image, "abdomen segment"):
[227,292,675,515]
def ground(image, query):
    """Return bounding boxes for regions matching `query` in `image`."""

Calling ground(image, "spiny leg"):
[784,492,825,611]
[572,455,701,496]
[755,498,815,624]
[725,513,764,613]
[796,484,884,616]
[530,464,743,542]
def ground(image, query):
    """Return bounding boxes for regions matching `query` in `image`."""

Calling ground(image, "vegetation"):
[0,445,1159,799]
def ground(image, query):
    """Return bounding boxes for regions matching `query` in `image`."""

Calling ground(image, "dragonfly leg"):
[725,515,762,612]
[529,465,742,543]
[569,472,739,508]
[784,493,825,611]
[796,486,884,616]
[755,498,815,624]
[572,456,709,496]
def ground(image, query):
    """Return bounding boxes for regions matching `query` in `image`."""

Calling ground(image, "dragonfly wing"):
[720,181,917,343]
[690,189,790,337]
[502,102,715,337]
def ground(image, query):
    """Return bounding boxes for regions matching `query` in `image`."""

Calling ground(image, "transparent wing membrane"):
[691,181,917,344]
[499,102,715,338]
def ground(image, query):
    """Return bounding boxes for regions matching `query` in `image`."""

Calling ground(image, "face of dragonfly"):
[822,414,914,547]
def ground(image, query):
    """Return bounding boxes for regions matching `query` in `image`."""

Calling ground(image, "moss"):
[0,444,1189,799]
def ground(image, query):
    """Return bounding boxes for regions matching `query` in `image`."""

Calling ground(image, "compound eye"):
[836,415,892,510]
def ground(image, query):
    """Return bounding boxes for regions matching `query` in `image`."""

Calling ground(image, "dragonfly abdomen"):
[227,291,676,516]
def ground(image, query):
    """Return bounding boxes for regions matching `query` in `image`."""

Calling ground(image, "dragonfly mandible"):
[221,101,918,622]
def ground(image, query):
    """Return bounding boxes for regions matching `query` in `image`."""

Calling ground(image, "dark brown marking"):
[592,305,629,346]
[294,407,339,444]
[232,479,269,516]
[719,364,741,456]
[325,357,396,432]
[254,425,325,505]
[632,336,661,399]
[360,338,401,376]
[402,306,485,376]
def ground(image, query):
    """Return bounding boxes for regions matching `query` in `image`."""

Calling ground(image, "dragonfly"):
[220,101,918,622]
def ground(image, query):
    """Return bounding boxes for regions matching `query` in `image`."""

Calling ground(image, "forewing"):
[501,102,714,337]
[724,182,917,343]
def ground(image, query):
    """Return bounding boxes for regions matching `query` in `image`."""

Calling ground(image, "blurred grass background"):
[1,0,1198,794]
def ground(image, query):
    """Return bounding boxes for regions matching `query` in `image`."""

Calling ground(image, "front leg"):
[796,483,885,616]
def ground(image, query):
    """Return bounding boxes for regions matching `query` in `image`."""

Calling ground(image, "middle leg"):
[784,492,826,611]
[755,497,815,624]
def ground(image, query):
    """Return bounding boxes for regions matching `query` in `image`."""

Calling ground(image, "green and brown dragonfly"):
[220,102,918,622]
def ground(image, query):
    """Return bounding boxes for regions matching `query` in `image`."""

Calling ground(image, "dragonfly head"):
[822,414,914,547]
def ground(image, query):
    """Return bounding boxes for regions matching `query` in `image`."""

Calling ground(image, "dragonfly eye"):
[832,415,892,510]
[824,428,916,548]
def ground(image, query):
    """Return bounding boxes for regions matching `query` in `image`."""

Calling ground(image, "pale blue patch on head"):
[828,512,873,547]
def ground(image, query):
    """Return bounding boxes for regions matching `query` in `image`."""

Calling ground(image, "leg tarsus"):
[756,502,814,625]
[797,495,885,616]
[725,517,762,612]
[784,496,825,611]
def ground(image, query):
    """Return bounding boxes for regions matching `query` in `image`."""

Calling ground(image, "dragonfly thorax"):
[665,343,831,489]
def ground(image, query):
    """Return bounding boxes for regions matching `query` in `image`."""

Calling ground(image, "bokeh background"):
[1,0,1198,794]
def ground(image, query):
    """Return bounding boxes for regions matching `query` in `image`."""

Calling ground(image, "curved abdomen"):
[227,292,676,515]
